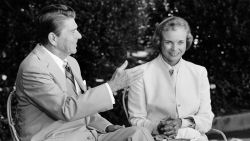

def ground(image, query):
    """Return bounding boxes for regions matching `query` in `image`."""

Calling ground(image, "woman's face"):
[160,27,187,66]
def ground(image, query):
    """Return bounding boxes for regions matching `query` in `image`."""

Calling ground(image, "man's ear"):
[48,32,57,46]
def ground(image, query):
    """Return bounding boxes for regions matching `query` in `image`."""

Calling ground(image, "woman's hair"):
[152,16,193,50]
[36,4,76,45]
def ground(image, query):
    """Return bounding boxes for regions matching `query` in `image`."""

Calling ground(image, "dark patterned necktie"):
[64,62,76,93]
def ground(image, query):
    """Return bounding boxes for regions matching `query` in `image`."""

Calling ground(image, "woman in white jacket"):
[128,16,214,141]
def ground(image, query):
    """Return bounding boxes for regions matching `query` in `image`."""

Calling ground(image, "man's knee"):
[126,126,149,133]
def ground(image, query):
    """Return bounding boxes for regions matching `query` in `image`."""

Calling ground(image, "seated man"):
[15,4,154,141]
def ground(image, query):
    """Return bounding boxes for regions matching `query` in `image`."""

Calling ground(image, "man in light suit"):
[127,16,214,140]
[15,4,154,141]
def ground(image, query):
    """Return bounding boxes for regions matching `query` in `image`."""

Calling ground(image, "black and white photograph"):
[0,0,250,141]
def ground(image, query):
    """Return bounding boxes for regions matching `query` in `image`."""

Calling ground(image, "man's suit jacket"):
[16,44,113,141]
[128,55,214,134]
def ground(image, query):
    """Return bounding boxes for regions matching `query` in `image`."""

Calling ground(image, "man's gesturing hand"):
[108,60,143,92]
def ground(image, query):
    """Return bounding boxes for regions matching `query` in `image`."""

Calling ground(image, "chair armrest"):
[207,128,227,141]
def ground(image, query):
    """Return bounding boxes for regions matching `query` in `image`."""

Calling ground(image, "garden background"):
[1,0,250,140]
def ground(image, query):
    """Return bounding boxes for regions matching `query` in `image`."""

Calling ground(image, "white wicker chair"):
[7,86,20,141]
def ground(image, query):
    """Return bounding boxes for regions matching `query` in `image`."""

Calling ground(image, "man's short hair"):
[36,4,76,45]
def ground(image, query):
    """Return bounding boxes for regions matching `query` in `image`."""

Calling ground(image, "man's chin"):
[71,49,77,54]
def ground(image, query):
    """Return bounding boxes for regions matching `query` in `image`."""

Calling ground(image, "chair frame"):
[7,86,20,141]
[121,89,227,141]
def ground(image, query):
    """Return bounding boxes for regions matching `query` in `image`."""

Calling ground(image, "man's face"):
[160,27,187,66]
[55,18,82,56]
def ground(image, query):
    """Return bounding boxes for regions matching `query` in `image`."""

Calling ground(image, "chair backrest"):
[7,86,20,141]
[121,88,227,141]
[122,88,129,121]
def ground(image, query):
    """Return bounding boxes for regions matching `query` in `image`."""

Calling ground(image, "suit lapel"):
[33,44,67,92]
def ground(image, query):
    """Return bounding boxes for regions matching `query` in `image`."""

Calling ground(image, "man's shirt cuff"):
[105,83,115,104]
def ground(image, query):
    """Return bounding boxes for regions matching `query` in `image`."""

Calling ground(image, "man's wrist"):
[105,83,115,104]
[107,81,115,92]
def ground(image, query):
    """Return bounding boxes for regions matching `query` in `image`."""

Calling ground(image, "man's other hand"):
[105,125,125,132]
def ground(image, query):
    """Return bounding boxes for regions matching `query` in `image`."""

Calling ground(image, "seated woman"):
[127,16,214,141]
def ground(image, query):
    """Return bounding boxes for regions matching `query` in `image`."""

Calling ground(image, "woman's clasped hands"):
[157,117,182,139]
